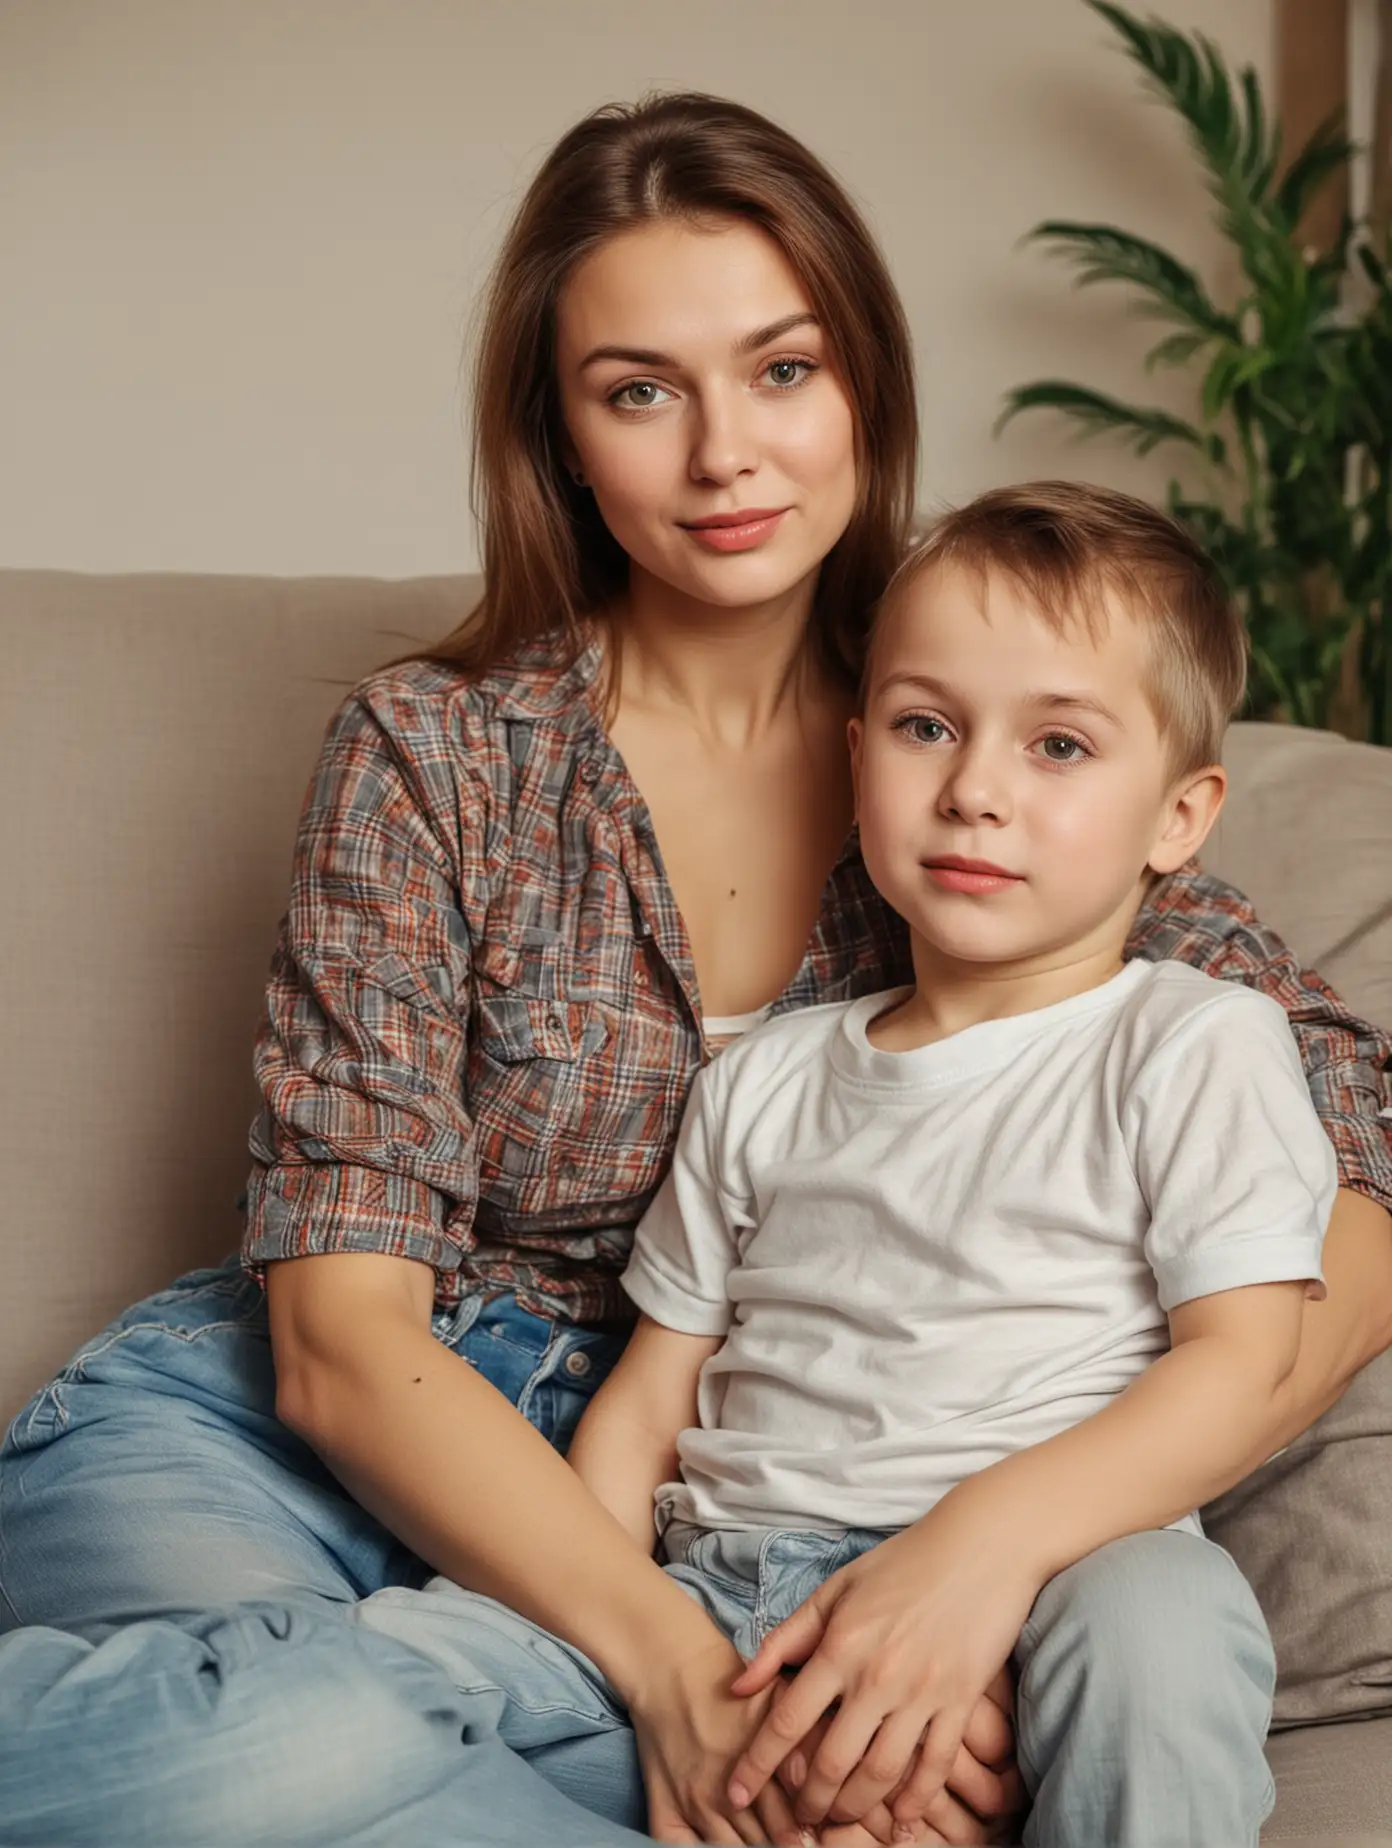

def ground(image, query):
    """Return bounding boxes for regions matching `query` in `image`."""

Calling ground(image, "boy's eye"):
[892,714,950,745]
[1038,733,1089,763]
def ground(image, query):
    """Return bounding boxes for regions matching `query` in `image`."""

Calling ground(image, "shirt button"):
[579,758,600,785]
[564,1349,592,1378]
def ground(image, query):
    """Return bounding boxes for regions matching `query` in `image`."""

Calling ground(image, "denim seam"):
[752,1528,781,1646]
[434,1293,484,1350]
[684,1536,751,1601]
[0,1472,21,1626]
[514,1324,569,1424]
[484,1329,554,1361]
[15,1314,268,1443]
[451,1680,628,1727]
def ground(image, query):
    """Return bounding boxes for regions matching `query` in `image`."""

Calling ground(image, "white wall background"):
[0,0,1273,577]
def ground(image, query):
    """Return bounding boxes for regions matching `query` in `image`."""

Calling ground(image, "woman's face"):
[555,217,858,615]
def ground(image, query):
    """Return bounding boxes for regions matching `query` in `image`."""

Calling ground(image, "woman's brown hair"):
[422,91,918,688]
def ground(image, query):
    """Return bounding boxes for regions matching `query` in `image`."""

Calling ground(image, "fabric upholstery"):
[0,569,476,1419]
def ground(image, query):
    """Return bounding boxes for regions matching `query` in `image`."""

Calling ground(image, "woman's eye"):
[610,380,673,411]
[763,358,815,389]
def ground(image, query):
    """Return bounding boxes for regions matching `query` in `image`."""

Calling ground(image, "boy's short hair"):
[871,481,1248,776]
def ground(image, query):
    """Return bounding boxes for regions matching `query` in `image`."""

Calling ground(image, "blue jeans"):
[357,1522,1278,1848]
[0,1258,647,1846]
[0,1260,1278,1846]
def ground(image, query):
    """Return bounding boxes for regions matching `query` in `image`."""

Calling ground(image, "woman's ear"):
[1147,764,1227,876]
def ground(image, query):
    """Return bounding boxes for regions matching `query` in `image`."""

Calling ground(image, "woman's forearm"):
[1261,1186,1392,1457]
[277,1289,726,1703]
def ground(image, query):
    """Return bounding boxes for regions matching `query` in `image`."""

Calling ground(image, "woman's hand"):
[726,1500,1038,1836]
[628,1633,809,1845]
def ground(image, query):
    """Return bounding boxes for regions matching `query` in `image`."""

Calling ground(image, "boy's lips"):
[923,855,1024,895]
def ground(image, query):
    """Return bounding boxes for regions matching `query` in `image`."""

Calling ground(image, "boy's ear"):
[1147,764,1227,876]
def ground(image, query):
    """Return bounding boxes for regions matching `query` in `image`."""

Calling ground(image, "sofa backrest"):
[0,570,477,1418]
[2,569,1389,1421]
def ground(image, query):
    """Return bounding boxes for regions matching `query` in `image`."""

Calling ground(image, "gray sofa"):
[2,568,1391,1841]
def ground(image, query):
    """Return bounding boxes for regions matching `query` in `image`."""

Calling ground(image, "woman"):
[1,93,1389,1848]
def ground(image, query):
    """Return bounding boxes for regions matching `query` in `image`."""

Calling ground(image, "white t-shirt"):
[623,960,1336,1533]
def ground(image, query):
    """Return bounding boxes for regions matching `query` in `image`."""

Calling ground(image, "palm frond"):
[1025,221,1236,335]
[1085,2,1275,199]
[1144,329,1212,371]
[1272,114,1354,233]
[996,381,1207,456]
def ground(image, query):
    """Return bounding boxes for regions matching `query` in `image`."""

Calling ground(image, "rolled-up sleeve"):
[1129,867,1392,1214]
[243,678,485,1278]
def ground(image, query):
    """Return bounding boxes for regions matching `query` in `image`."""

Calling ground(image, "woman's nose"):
[689,390,758,485]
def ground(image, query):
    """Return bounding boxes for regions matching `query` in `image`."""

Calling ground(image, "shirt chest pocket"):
[469,937,611,1201]
[475,994,608,1065]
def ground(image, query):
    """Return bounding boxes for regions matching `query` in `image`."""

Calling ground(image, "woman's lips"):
[681,509,789,552]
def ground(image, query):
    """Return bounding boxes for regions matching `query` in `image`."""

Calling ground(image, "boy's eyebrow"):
[1027,690,1126,729]
[877,672,1125,730]
[578,312,819,372]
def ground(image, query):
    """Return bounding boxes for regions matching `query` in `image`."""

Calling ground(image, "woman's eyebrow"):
[578,312,820,373]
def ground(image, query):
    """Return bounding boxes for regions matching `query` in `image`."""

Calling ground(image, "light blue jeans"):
[358,1521,1278,1848]
[0,1259,1278,1845]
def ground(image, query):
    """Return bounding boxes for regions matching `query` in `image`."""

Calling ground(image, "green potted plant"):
[1000,0,1391,744]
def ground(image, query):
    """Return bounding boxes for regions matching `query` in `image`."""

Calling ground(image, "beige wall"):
[0,0,1271,577]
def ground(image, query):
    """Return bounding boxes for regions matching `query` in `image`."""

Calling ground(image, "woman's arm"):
[268,1253,729,1701]
[271,1255,819,1846]
[1129,866,1392,1431]
[1263,1186,1392,1453]
[248,687,745,1725]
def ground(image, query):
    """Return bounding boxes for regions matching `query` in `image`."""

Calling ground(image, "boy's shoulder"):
[1114,958,1298,1079]
[1122,957,1290,1032]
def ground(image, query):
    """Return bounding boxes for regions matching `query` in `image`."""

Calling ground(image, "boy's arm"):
[942,1276,1304,1572]
[724,1280,1308,1836]
[567,1314,723,1552]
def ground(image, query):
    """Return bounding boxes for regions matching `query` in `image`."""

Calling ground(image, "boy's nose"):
[938,755,1012,826]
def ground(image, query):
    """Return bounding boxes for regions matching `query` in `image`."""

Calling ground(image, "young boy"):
[358,482,1335,1848]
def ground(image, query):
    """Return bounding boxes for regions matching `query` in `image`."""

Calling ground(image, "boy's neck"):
[869,929,1133,1053]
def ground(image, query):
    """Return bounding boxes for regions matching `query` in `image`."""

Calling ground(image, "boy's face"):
[851,564,1221,972]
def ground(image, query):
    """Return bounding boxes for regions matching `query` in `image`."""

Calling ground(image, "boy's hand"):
[726,1499,1036,1835]
[776,1674,1022,1844]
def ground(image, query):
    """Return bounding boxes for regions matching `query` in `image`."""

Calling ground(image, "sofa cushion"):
[1201,722,1392,1039]
[1200,721,1392,1729]
[1206,1348,1392,1728]
[1263,1714,1392,1838]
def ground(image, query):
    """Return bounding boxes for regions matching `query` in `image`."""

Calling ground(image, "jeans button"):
[564,1348,592,1378]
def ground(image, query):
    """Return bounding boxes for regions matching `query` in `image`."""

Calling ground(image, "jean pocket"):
[6,1265,271,1450]
[525,1326,623,1456]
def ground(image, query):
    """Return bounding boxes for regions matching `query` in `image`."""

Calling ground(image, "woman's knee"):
[0,1604,474,1848]
[0,1267,399,1629]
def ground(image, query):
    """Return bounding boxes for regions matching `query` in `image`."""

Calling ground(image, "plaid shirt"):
[245,633,1392,1326]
